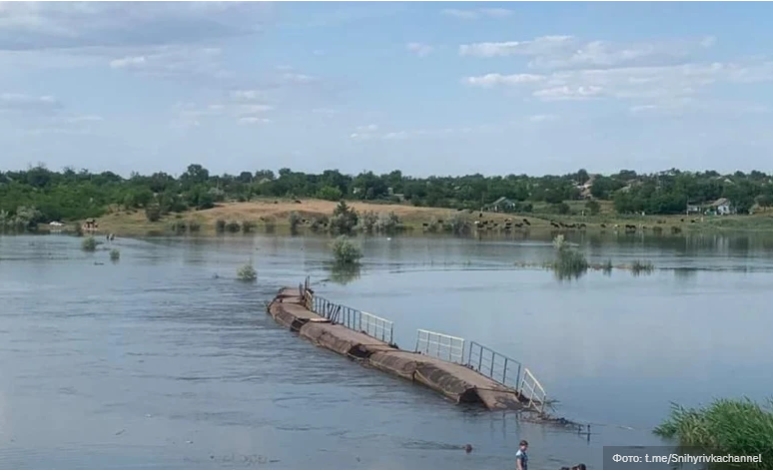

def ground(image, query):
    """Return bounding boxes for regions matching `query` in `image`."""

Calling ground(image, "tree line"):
[2,164,773,228]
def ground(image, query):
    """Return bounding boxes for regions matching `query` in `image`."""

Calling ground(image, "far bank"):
[27,198,773,238]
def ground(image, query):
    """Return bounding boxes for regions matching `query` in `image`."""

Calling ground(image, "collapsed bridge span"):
[267,281,549,413]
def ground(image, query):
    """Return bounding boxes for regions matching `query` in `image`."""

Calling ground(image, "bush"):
[109,249,120,261]
[81,236,98,252]
[551,235,588,279]
[289,211,302,234]
[215,219,226,233]
[241,220,256,233]
[630,260,654,275]
[309,215,328,232]
[187,220,201,232]
[375,211,402,234]
[236,263,257,282]
[586,200,601,216]
[145,205,162,222]
[330,201,358,235]
[361,211,379,233]
[225,221,241,233]
[654,398,773,470]
[331,235,363,265]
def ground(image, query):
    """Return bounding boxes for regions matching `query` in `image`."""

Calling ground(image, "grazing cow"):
[600,223,606,228]
[522,218,530,226]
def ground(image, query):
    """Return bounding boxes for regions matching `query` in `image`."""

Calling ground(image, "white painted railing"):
[414,329,465,364]
[359,311,394,344]
[519,367,548,413]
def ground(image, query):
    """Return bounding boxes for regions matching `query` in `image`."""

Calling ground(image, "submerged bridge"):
[267,277,549,414]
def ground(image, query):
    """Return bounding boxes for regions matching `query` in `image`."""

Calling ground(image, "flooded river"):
[2,232,773,469]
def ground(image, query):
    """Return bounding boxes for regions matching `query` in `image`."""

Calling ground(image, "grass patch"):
[654,398,773,469]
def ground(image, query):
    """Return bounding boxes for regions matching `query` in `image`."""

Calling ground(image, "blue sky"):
[2,1,773,177]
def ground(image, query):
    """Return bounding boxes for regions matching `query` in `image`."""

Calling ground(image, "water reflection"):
[327,264,362,285]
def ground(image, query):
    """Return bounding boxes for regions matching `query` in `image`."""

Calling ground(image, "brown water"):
[1,232,773,469]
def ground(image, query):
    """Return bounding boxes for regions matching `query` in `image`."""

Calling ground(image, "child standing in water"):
[515,440,528,470]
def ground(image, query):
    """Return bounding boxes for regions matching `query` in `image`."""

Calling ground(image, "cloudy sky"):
[1,1,773,177]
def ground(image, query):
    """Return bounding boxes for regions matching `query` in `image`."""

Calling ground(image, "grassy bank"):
[44,197,773,238]
[654,398,773,469]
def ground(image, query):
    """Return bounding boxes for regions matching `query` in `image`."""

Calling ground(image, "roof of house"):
[712,197,730,207]
[489,196,514,205]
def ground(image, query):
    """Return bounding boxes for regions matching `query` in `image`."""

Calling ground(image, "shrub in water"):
[288,211,302,234]
[236,263,257,282]
[331,235,363,265]
[330,201,358,235]
[630,259,654,275]
[361,211,379,233]
[241,220,256,233]
[551,235,588,279]
[81,236,98,252]
[225,221,241,233]
[110,249,120,261]
[375,212,402,234]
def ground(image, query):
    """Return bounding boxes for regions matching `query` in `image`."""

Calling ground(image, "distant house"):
[710,198,735,215]
[484,197,517,213]
[686,203,701,215]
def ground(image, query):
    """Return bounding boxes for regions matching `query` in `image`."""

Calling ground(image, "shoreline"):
[14,198,773,238]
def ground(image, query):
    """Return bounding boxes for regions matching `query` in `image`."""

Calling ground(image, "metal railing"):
[466,341,522,391]
[414,329,465,364]
[310,294,394,344]
[519,367,548,414]
[359,311,395,344]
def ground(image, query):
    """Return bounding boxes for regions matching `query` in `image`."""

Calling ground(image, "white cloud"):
[349,124,507,141]
[629,99,769,117]
[533,85,604,101]
[529,114,558,122]
[238,116,272,125]
[459,36,574,58]
[465,60,773,102]
[0,93,61,113]
[0,2,272,52]
[107,46,231,84]
[171,96,274,128]
[441,8,513,20]
[459,35,716,70]
[463,73,545,87]
[406,42,433,57]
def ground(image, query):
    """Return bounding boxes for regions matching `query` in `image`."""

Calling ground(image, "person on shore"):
[515,440,528,470]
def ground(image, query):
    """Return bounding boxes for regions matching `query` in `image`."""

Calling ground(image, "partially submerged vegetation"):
[551,235,589,279]
[81,236,98,252]
[109,249,120,261]
[236,263,257,282]
[654,398,773,469]
[331,235,363,266]
[630,259,655,275]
